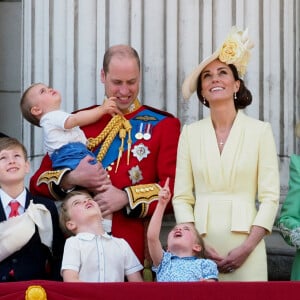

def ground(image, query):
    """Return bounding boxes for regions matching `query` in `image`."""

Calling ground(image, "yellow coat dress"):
[173,110,279,281]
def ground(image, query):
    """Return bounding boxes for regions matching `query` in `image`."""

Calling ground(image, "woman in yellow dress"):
[173,27,280,281]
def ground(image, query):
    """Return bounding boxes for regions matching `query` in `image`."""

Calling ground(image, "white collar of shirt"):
[76,232,112,241]
[0,188,26,218]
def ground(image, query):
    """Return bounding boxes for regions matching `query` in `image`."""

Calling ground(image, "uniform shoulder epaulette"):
[143,105,175,118]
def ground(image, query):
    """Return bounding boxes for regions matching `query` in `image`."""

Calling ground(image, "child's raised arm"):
[64,97,122,129]
[147,178,171,267]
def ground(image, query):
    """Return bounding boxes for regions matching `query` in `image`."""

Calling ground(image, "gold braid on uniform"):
[123,119,132,164]
[87,114,132,172]
[115,128,126,172]
[87,115,122,153]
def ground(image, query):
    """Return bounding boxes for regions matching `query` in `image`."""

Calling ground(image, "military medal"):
[128,165,143,184]
[132,143,150,161]
[135,123,144,140]
[143,123,152,140]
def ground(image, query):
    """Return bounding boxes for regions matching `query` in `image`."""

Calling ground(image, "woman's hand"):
[204,244,224,264]
[218,226,266,273]
[217,244,251,273]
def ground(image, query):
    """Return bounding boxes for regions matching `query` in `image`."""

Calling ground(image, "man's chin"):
[118,101,134,111]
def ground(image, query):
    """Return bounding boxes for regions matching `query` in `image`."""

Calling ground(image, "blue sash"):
[94,109,167,168]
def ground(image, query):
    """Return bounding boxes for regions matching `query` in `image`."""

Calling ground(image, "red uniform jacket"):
[30,103,180,264]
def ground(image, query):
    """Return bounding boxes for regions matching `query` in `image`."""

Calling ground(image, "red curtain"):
[1,280,300,300]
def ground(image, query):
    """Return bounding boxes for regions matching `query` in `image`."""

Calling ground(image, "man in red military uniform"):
[29,45,180,275]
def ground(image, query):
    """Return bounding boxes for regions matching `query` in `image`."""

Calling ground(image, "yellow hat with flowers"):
[182,26,254,100]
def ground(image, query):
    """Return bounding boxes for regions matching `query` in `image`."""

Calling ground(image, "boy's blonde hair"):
[0,137,28,160]
[20,83,42,127]
[59,190,92,237]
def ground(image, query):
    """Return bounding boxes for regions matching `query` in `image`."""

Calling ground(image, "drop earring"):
[203,97,206,105]
[234,92,237,101]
